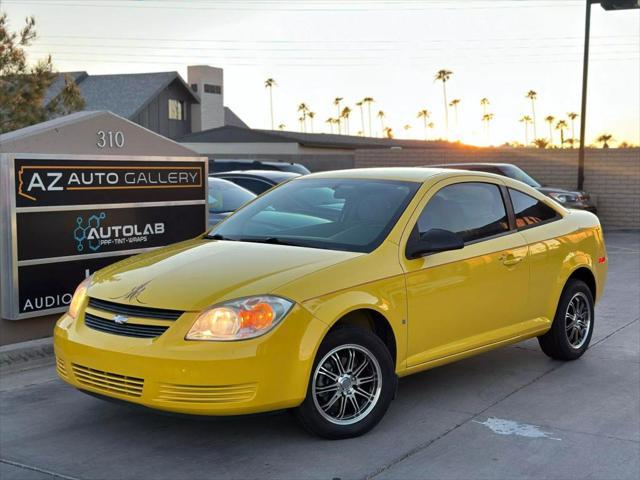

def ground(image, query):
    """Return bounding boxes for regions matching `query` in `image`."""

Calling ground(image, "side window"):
[509,188,559,228]
[232,178,272,194]
[417,182,509,243]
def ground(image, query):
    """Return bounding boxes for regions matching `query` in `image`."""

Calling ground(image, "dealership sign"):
[1,154,208,319]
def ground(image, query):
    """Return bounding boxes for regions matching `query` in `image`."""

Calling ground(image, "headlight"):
[186,296,293,341]
[548,192,579,203]
[68,277,91,319]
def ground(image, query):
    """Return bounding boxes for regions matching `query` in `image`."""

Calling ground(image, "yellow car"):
[55,168,607,439]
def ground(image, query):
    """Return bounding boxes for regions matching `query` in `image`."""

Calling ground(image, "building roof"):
[74,71,200,119]
[44,70,248,128]
[178,125,454,150]
[224,107,249,128]
[43,71,88,105]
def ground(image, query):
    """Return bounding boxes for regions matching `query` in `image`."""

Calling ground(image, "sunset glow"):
[5,0,639,146]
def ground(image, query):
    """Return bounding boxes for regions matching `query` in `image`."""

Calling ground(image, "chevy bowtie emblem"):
[111,281,151,304]
[113,315,128,325]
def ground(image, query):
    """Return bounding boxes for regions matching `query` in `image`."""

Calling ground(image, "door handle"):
[499,253,524,266]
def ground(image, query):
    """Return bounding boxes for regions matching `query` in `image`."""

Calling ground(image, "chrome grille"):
[84,313,168,339]
[88,297,183,320]
[72,364,144,398]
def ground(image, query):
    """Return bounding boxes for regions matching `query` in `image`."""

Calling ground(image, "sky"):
[3,0,639,146]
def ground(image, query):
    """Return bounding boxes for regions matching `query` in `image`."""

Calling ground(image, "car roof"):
[213,170,300,181]
[301,167,461,183]
[429,162,516,169]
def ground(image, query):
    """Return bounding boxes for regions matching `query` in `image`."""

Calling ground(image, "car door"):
[400,177,531,368]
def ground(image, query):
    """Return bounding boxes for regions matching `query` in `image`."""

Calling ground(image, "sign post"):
[0,153,207,320]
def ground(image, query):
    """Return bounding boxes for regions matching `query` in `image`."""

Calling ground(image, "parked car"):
[209,158,310,175]
[431,163,597,213]
[212,170,301,195]
[55,168,607,439]
[207,177,256,225]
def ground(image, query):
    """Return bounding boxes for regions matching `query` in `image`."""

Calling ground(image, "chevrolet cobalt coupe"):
[55,168,607,439]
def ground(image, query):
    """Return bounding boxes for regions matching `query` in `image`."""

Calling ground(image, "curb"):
[0,337,54,372]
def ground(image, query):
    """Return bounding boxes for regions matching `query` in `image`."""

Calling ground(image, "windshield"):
[208,178,420,253]
[208,178,256,214]
[501,165,541,188]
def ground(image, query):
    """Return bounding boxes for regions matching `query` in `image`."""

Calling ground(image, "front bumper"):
[54,304,327,415]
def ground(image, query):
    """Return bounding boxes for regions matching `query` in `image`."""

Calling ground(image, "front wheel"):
[294,325,396,439]
[538,279,594,361]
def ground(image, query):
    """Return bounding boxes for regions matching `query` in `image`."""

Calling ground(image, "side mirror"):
[406,228,464,259]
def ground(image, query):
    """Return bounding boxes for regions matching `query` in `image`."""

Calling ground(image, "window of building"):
[417,182,509,243]
[204,84,222,94]
[509,188,559,229]
[190,83,198,92]
[168,99,184,120]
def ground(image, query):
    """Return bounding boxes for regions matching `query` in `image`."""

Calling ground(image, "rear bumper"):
[54,305,327,415]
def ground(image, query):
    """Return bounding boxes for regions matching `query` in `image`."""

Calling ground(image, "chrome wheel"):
[312,344,382,425]
[565,292,591,349]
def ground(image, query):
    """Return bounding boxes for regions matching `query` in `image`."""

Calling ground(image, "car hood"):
[89,238,361,312]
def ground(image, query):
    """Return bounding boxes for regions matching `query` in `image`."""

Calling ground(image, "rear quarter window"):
[509,188,560,229]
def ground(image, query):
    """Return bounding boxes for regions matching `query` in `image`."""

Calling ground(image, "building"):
[179,125,452,171]
[44,66,247,140]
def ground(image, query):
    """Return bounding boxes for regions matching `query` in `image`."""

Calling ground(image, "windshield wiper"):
[238,237,303,247]
[207,233,234,241]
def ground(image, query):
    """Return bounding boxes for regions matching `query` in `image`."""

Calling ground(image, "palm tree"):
[435,69,453,138]
[567,112,579,147]
[526,90,538,139]
[377,110,385,137]
[427,122,435,137]
[519,115,532,145]
[333,97,343,133]
[544,115,555,144]
[449,98,461,135]
[403,124,412,135]
[482,113,494,142]
[264,78,276,130]
[341,106,352,135]
[325,117,334,134]
[597,134,613,148]
[297,103,309,132]
[417,109,430,140]
[307,111,315,133]
[298,116,305,132]
[356,101,365,136]
[363,97,374,136]
[555,119,568,148]
[277,123,286,130]
[383,127,394,139]
[480,97,490,116]
[533,138,549,149]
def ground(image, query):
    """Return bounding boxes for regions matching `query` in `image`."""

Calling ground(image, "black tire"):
[294,325,396,439]
[538,279,594,361]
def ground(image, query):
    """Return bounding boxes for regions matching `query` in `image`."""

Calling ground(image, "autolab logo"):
[74,212,165,252]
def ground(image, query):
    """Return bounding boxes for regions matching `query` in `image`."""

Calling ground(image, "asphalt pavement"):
[1,231,638,480]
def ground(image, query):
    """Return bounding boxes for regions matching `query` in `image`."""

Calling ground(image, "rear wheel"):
[294,325,396,439]
[538,279,594,360]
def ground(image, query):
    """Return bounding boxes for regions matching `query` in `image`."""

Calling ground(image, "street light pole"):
[578,0,593,191]
[578,0,639,191]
